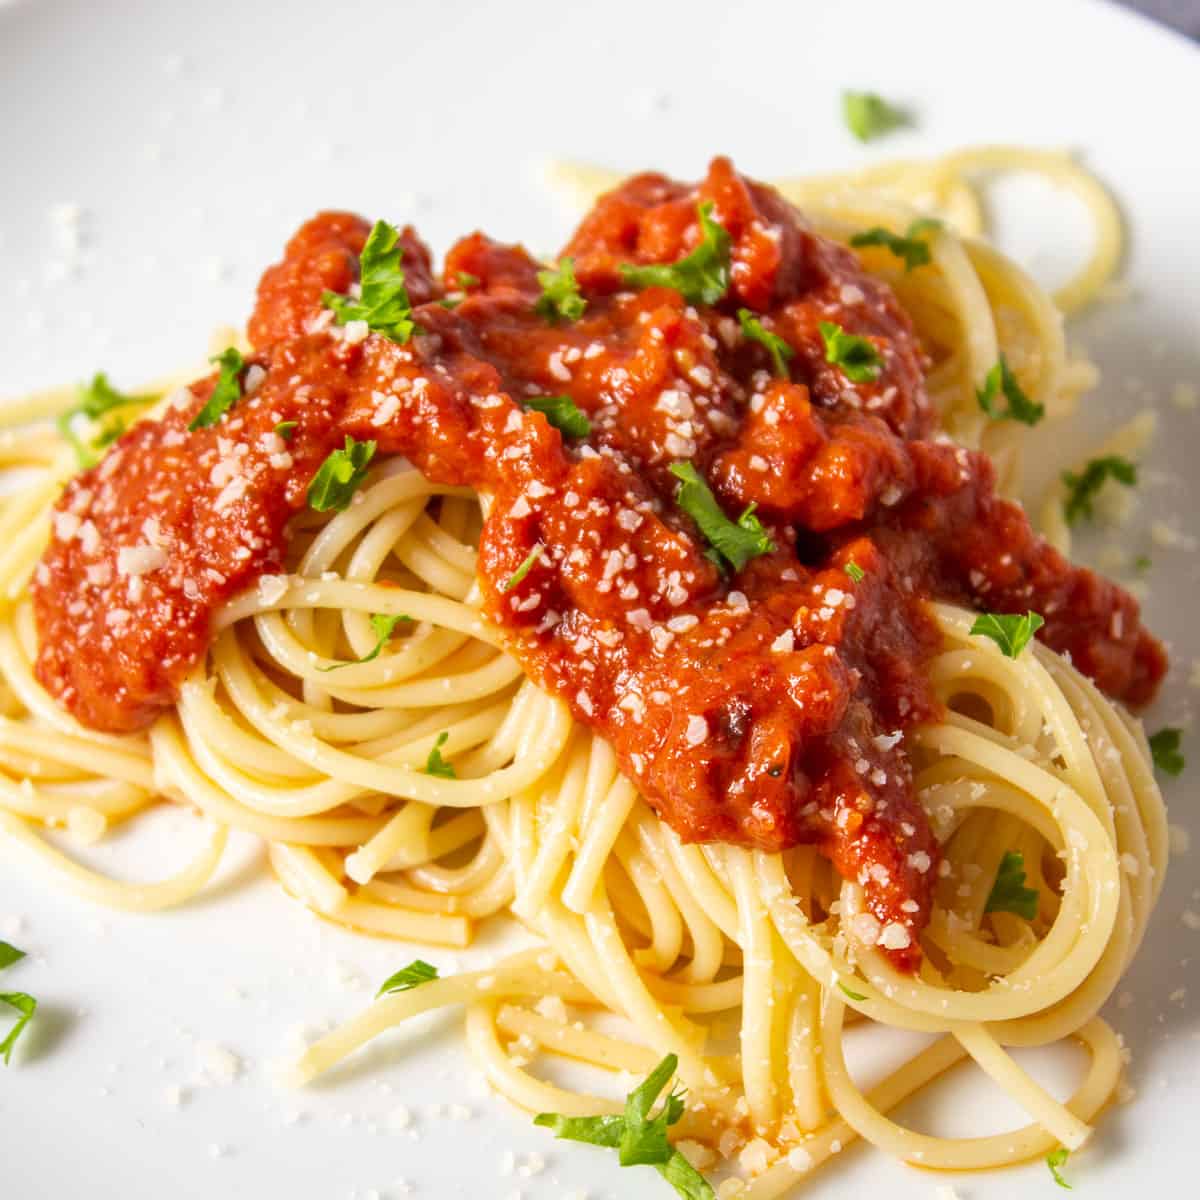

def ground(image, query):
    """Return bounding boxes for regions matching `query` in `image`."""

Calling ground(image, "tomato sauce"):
[32,158,1166,965]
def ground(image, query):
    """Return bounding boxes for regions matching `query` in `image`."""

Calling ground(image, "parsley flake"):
[737,308,794,378]
[57,372,155,468]
[670,462,774,574]
[819,321,883,383]
[456,271,480,290]
[976,355,1044,426]
[969,610,1044,658]
[317,613,412,672]
[850,218,942,271]
[535,257,587,322]
[984,850,1039,921]
[0,943,33,1067]
[321,219,416,344]
[620,201,732,306]
[1148,727,1185,776]
[536,1054,714,1200]
[275,420,297,441]
[838,980,868,1002]
[188,347,248,431]
[377,959,439,998]
[0,993,35,1066]
[844,561,865,583]
[307,436,377,512]
[424,731,456,779]
[1062,455,1137,525]
[1046,1147,1072,1189]
[842,90,909,142]
[522,394,591,439]
[502,545,544,592]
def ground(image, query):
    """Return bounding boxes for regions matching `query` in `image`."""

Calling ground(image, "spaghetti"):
[0,148,1169,1198]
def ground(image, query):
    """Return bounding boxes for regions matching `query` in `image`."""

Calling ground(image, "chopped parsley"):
[1133,553,1151,573]
[842,90,909,142]
[522,394,591,439]
[377,959,439,997]
[1148,727,1185,776]
[844,561,865,583]
[737,308,794,378]
[620,202,731,306]
[818,321,883,383]
[670,462,774,574]
[0,994,35,1066]
[456,271,480,290]
[321,219,416,344]
[975,355,1044,426]
[969,610,1044,658]
[838,980,868,1002]
[1061,455,1137,525]
[1046,1147,1072,1189]
[536,1053,714,1199]
[424,731,456,779]
[850,218,942,271]
[984,851,1039,920]
[188,347,247,431]
[57,371,155,468]
[317,613,412,672]
[274,420,298,441]
[307,436,377,512]
[502,545,544,592]
[0,941,34,1066]
[535,256,587,322]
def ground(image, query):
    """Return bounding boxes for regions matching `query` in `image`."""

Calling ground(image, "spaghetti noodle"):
[0,148,1169,1197]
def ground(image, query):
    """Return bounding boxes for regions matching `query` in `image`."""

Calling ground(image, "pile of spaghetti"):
[0,147,1168,1198]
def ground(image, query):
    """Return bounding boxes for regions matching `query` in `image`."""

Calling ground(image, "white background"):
[1,1,1198,1197]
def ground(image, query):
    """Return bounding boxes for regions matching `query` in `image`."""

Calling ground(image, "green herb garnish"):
[424,731,456,779]
[844,561,865,583]
[850,218,942,271]
[0,994,35,1066]
[842,91,909,142]
[670,462,774,574]
[969,610,1045,658]
[984,850,1039,921]
[535,1054,714,1200]
[275,420,297,441]
[1046,1147,1072,1189]
[975,355,1044,426]
[523,395,591,439]
[377,959,439,997]
[620,202,731,306]
[456,271,480,290]
[502,545,544,592]
[818,321,883,383]
[535,257,587,322]
[321,219,416,344]
[1061,455,1137,525]
[317,613,412,672]
[737,308,793,378]
[838,980,868,1002]
[56,372,155,468]
[1148,727,1185,776]
[0,942,34,1066]
[188,347,247,431]
[306,436,377,512]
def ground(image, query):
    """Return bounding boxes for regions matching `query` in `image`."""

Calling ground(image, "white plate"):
[1,1,1198,1197]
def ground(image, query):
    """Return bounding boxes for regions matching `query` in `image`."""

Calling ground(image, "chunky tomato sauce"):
[33,158,1166,964]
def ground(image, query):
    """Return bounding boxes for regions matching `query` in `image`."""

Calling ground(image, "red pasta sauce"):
[32,158,1166,966]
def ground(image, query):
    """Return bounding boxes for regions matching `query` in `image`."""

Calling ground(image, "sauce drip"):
[33,158,1166,965]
